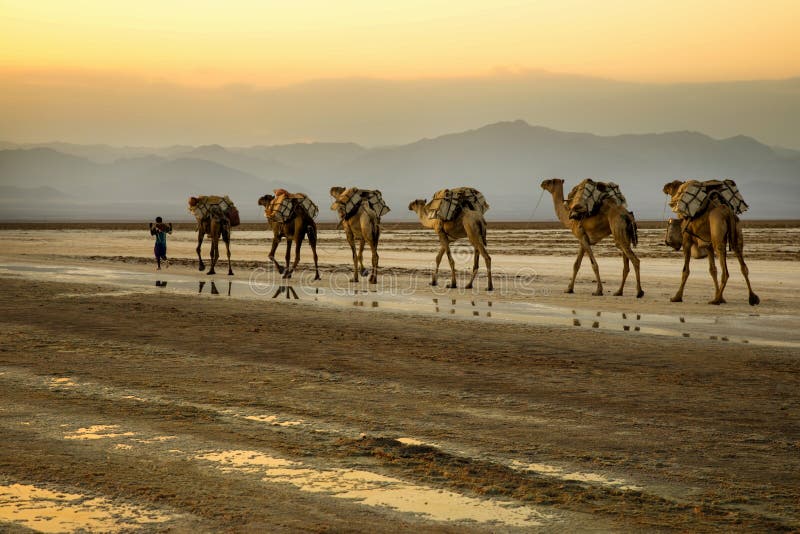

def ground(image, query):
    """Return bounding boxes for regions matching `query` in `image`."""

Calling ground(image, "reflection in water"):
[197,280,232,296]
[273,286,299,300]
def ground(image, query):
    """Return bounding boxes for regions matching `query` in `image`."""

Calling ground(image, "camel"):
[540,178,643,297]
[330,186,382,284]
[408,199,493,291]
[195,205,233,276]
[663,181,759,305]
[257,194,321,280]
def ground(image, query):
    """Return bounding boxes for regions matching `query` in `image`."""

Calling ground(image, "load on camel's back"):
[187,195,238,276]
[664,179,748,220]
[565,179,627,220]
[262,189,319,223]
[330,187,391,221]
[425,187,489,221]
[188,195,240,228]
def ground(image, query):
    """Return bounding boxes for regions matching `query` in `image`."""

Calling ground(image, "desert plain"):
[0,221,798,532]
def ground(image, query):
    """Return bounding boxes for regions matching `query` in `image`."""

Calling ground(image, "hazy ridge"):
[1,121,798,221]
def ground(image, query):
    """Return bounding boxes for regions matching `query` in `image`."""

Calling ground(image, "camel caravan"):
[183,176,758,305]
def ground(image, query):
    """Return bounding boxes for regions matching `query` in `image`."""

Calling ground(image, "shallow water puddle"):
[510,460,642,491]
[0,483,175,533]
[196,449,551,527]
[2,261,797,348]
[64,424,136,440]
[243,414,303,426]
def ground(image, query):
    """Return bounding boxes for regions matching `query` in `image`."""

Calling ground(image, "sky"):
[1,0,799,146]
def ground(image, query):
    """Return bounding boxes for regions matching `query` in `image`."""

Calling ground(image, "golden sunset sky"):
[2,0,799,86]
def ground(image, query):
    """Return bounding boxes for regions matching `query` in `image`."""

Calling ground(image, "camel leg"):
[614,244,643,298]
[282,239,293,278]
[289,231,304,278]
[307,224,321,281]
[466,249,479,289]
[710,243,729,305]
[706,247,720,301]
[368,241,379,285]
[670,237,692,302]
[578,234,602,296]
[444,242,457,289]
[614,252,629,297]
[267,235,284,274]
[207,234,218,275]
[358,239,369,277]
[629,248,643,298]
[224,228,233,276]
[431,242,447,287]
[566,246,584,293]
[346,230,359,282]
[196,229,206,271]
[465,223,492,291]
[734,250,760,305]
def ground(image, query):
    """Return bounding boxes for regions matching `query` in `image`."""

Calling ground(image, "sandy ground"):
[0,226,799,532]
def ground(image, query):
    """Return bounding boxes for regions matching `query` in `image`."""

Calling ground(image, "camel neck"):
[548,186,573,228]
[412,208,436,229]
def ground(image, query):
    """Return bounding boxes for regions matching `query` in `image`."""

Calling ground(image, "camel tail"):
[626,211,639,248]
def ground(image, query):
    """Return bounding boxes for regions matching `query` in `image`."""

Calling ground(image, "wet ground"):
[0,226,799,531]
[1,262,798,350]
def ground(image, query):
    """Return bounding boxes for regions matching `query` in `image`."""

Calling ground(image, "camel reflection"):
[198,280,232,296]
[272,285,299,299]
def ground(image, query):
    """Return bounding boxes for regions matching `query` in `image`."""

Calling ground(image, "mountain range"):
[1,120,798,221]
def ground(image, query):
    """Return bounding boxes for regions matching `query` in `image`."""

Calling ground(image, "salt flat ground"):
[0,225,798,532]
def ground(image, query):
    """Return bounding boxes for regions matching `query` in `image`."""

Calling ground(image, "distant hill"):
[1,121,798,221]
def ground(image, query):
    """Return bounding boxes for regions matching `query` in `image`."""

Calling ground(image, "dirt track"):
[1,264,799,531]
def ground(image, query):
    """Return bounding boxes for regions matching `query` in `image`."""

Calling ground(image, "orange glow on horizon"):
[1,0,799,88]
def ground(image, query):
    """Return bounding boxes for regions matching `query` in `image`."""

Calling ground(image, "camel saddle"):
[330,187,391,221]
[189,195,240,227]
[566,179,627,220]
[425,187,489,221]
[265,191,318,223]
[669,179,748,219]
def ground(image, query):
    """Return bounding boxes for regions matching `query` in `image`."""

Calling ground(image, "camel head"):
[663,180,684,197]
[329,186,346,199]
[664,218,683,250]
[540,178,564,192]
[188,196,199,208]
[408,199,427,213]
[257,194,274,207]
